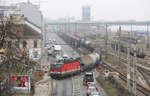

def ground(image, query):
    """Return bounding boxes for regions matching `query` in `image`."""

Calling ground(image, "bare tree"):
[0,15,36,95]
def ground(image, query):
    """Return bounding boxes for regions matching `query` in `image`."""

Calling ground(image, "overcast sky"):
[2,0,150,21]
[40,0,150,21]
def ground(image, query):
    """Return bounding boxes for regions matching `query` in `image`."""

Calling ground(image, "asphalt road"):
[46,32,74,96]
[45,32,106,96]
[55,78,73,96]
[80,75,88,96]
[46,32,80,58]
[47,33,89,96]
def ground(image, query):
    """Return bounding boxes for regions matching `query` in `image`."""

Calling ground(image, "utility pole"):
[127,47,131,92]
[146,21,150,65]
[75,23,77,34]
[38,0,41,8]
[127,24,132,92]
[133,31,137,96]
[105,24,108,59]
[74,23,77,48]
[67,17,70,33]
[117,26,121,67]
[115,39,117,60]
[133,46,137,96]
[147,21,149,48]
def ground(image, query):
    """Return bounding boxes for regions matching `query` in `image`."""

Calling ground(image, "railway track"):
[103,62,150,96]
[138,67,150,87]
[108,52,150,72]
[72,76,82,96]
[59,33,150,96]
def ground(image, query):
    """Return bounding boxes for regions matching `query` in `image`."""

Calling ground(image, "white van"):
[62,54,69,59]
[48,48,53,55]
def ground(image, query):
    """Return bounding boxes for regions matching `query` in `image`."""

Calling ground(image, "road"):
[46,32,107,96]
[46,32,74,96]
[34,75,51,96]
[46,32,80,58]
[54,79,72,96]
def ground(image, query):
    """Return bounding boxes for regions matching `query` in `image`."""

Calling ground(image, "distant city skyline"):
[40,0,150,21]
[0,0,150,21]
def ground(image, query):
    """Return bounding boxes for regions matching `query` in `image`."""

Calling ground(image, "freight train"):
[50,53,100,79]
[111,42,146,58]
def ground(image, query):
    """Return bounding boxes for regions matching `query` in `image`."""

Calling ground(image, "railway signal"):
[104,69,110,77]
[99,60,103,65]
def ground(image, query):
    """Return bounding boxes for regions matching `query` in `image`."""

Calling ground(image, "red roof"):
[9,24,41,39]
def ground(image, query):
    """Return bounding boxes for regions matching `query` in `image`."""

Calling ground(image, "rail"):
[72,76,82,96]
[108,52,150,71]
[103,62,150,96]
[138,67,150,87]
[60,33,150,96]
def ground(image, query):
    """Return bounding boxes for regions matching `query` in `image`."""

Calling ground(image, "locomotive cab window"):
[55,64,62,69]
[50,64,56,69]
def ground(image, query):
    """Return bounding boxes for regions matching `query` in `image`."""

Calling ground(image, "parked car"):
[83,72,94,85]
[62,54,69,59]
[56,55,63,61]
[87,82,98,89]
[48,48,53,55]
[87,87,98,96]
[89,91,100,96]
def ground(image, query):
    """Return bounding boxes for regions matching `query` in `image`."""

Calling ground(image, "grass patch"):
[33,71,43,83]
[12,94,32,96]
[96,68,121,96]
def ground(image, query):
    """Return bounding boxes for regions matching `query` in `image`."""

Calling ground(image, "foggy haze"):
[40,0,150,21]
[1,0,150,21]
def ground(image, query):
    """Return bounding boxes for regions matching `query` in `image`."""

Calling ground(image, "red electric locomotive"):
[50,53,100,79]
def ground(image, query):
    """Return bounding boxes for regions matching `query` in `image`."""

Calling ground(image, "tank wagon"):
[50,53,100,79]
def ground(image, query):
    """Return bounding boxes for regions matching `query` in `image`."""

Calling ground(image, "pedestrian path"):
[34,48,52,96]
[34,73,51,96]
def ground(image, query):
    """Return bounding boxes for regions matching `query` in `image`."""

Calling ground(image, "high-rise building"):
[82,6,91,22]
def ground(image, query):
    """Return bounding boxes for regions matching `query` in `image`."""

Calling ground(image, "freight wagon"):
[111,42,146,58]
